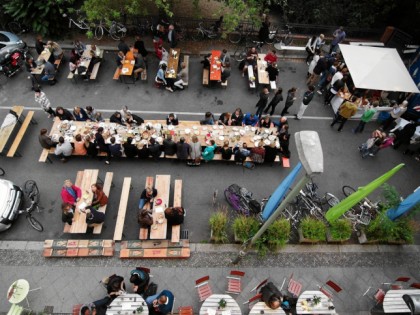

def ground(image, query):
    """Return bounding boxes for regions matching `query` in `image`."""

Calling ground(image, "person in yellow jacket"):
[330,96,358,132]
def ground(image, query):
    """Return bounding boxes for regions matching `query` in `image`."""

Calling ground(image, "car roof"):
[0,31,20,43]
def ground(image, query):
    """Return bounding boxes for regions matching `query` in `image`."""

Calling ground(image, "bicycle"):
[304,180,340,209]
[131,17,152,36]
[233,40,264,62]
[271,25,294,49]
[18,180,43,232]
[7,21,32,35]
[191,22,220,41]
[280,203,303,230]
[63,11,90,32]
[94,20,127,40]
[228,24,254,44]
[224,184,266,216]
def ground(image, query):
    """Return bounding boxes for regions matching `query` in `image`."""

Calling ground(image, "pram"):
[358,137,380,158]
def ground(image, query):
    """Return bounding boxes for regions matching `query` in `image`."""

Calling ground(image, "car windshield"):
[0,34,10,42]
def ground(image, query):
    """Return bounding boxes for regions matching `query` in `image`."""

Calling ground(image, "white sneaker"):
[316,90,323,95]
[166,87,174,92]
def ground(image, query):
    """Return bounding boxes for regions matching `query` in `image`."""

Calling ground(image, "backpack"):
[143,282,158,298]
[243,161,255,169]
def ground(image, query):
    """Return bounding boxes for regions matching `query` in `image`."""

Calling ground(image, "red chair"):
[318,280,342,300]
[411,283,420,289]
[374,289,385,304]
[243,293,262,309]
[250,278,268,292]
[288,273,303,298]
[226,270,245,294]
[73,304,83,315]
[178,306,193,315]
[396,277,411,282]
[195,276,213,302]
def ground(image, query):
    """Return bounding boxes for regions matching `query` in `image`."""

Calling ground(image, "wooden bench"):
[39,148,53,163]
[120,239,190,259]
[93,172,113,234]
[90,62,101,80]
[139,176,154,240]
[54,55,64,70]
[171,179,182,243]
[0,105,24,155]
[63,170,84,233]
[43,239,114,257]
[141,68,147,81]
[247,65,256,89]
[6,111,36,157]
[183,55,189,87]
[113,177,132,241]
[202,68,209,86]
[150,175,171,240]
[113,67,122,81]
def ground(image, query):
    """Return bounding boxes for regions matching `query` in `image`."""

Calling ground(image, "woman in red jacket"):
[61,180,81,206]
[91,183,108,208]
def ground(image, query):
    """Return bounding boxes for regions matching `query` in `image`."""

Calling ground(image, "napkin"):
[207,308,216,315]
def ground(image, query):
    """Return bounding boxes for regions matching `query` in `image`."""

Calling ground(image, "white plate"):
[254,141,260,147]
[168,125,174,130]
[269,135,276,141]
[251,127,256,132]
[234,132,240,136]
[219,125,223,129]
[185,128,191,134]
[157,137,163,143]
[239,130,246,135]
[264,128,270,133]
[70,125,77,131]
[253,135,261,141]
[232,127,239,131]
[151,134,157,139]
[219,136,224,141]
[192,126,198,130]
[194,130,200,135]
[122,68,128,73]
[212,125,217,129]
[264,139,271,145]
[244,126,250,131]
[155,206,164,213]
[202,127,207,131]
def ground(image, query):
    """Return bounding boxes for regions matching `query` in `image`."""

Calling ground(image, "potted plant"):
[255,219,290,256]
[136,306,144,314]
[209,207,228,243]
[232,215,259,243]
[312,296,321,306]
[327,219,352,243]
[218,298,227,309]
[298,217,326,244]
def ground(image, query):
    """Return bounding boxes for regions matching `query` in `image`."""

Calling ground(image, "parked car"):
[0,178,23,232]
[0,31,27,64]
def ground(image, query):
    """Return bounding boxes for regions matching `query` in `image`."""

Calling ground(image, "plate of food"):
[168,125,174,130]
[185,128,191,134]
[232,127,239,131]
[251,127,256,132]
[219,136,224,141]
[212,125,217,129]
[264,128,270,134]
[194,130,200,135]
[155,198,162,206]
[269,135,276,141]
[152,224,158,230]
[193,126,198,130]
[264,139,271,146]
[202,127,207,131]
[219,125,224,129]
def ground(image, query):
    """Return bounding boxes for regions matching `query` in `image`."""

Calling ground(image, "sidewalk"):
[0,241,418,314]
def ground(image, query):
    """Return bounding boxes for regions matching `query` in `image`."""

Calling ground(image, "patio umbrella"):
[261,162,303,221]
[387,186,420,221]
[325,163,405,223]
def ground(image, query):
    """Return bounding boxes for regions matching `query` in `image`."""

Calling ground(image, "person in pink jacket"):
[61,179,81,206]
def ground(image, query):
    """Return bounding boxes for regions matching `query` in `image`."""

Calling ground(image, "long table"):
[257,54,269,85]
[250,302,286,315]
[31,49,51,75]
[210,50,221,81]
[75,44,92,75]
[165,48,181,79]
[150,175,171,240]
[383,289,419,313]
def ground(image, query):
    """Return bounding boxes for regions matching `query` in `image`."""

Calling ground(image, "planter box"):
[233,231,244,244]
[298,228,321,244]
[387,239,407,245]
[326,230,350,244]
[357,230,379,244]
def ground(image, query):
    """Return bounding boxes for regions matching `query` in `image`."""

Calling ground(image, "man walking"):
[330,96,358,132]
[295,85,315,120]
[34,88,55,118]
[330,26,346,53]
[255,88,270,118]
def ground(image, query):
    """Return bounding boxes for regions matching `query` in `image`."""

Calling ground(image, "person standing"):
[295,85,315,120]
[352,101,379,133]
[305,36,317,64]
[330,96,358,132]
[280,87,297,116]
[255,88,270,117]
[330,26,346,53]
[168,24,177,48]
[34,88,55,118]
[381,100,409,131]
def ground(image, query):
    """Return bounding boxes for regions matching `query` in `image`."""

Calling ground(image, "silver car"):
[0,179,23,231]
[0,31,27,64]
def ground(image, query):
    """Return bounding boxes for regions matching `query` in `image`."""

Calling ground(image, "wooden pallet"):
[120,239,190,259]
[43,239,114,257]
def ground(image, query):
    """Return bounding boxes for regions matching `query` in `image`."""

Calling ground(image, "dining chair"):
[411,283,420,289]
[195,276,213,302]
[389,277,411,290]
[226,270,245,294]
[363,287,385,305]
[318,280,342,300]
[243,293,262,309]
[288,273,303,298]
[250,278,268,292]
[178,306,193,315]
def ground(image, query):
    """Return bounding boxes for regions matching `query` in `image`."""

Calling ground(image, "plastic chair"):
[226,270,245,294]
[288,273,303,298]
[243,293,262,309]
[250,278,268,292]
[411,283,420,289]
[195,276,213,302]
[178,306,193,315]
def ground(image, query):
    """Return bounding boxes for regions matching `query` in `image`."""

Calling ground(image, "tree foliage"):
[3,0,75,36]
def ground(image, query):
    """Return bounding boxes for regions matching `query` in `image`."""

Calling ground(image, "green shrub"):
[329,219,352,241]
[232,216,260,242]
[366,212,414,243]
[209,210,228,243]
[300,217,326,241]
[254,218,291,256]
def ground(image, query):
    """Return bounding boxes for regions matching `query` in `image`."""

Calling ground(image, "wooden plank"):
[90,62,101,80]
[93,172,114,234]
[171,179,182,243]
[120,247,190,259]
[256,54,269,85]
[0,106,24,153]
[39,148,50,162]
[122,239,189,249]
[183,55,189,86]
[150,175,170,240]
[113,68,122,80]
[202,68,209,85]
[113,177,132,241]
[139,176,154,239]
[7,111,34,157]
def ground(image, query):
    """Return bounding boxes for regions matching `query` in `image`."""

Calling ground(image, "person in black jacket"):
[168,24,177,48]
[230,108,244,126]
[130,268,150,296]
[260,282,282,309]
[110,111,126,126]
[125,113,144,126]
[148,138,161,161]
[95,127,111,164]
[163,135,177,156]
[166,113,179,125]
[264,88,283,116]
[61,203,74,225]
[85,206,105,225]
[164,207,185,225]
[255,88,270,118]
[55,107,74,120]
[134,36,148,60]
[280,87,297,116]
[266,63,279,82]
[123,137,138,158]
[264,142,278,165]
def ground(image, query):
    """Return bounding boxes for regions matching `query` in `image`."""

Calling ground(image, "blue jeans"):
[41,74,53,81]
[139,198,147,209]
[146,293,159,306]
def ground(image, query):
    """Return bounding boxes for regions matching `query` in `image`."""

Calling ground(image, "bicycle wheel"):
[234,47,247,62]
[224,189,241,212]
[324,193,340,207]
[191,30,204,41]
[342,185,356,197]
[0,167,5,176]
[112,23,127,40]
[94,26,104,40]
[27,215,43,232]
[24,180,40,203]
[7,22,22,35]
[283,34,293,46]
[228,32,241,44]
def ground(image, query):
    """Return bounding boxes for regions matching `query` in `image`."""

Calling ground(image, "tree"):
[3,0,75,36]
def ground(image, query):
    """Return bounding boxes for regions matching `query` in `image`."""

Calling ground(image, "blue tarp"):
[387,186,420,221]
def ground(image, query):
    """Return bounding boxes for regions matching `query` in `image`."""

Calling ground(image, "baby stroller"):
[358,137,381,158]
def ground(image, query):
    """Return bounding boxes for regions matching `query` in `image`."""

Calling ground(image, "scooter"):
[0,48,29,78]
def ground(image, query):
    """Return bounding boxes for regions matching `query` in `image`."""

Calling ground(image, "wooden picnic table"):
[106,293,148,315]
[70,169,99,233]
[296,291,336,314]
[150,175,171,240]
[0,106,24,154]
[199,294,242,315]
[383,289,420,313]
[210,50,222,81]
[257,54,270,85]
[165,48,181,79]
[75,44,92,75]
[31,49,51,75]
[48,118,278,150]
[249,302,286,315]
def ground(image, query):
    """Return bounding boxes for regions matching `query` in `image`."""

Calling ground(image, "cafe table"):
[121,60,135,84]
[210,50,222,81]
[75,44,93,76]
[296,291,336,315]
[7,279,30,304]
[256,54,269,85]
[249,302,286,315]
[199,294,242,315]
[106,293,149,315]
[165,48,181,79]
[31,48,51,75]
[383,289,420,313]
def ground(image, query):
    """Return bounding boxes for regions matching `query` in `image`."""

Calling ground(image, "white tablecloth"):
[199,294,241,315]
[106,294,148,315]
[383,289,420,313]
[296,291,336,315]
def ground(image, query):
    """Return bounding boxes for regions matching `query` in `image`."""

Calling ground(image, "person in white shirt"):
[55,136,73,162]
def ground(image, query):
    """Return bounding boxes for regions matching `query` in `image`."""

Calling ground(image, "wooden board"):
[121,60,134,76]
[120,247,190,259]
[209,50,221,81]
[121,239,189,249]
[150,175,170,240]
[257,54,269,85]
[165,48,181,79]
[7,111,34,157]
[0,105,24,153]
[171,179,182,243]
[113,177,132,241]
[93,172,114,234]
[183,55,189,86]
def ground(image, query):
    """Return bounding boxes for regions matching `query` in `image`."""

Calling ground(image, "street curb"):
[0,240,419,254]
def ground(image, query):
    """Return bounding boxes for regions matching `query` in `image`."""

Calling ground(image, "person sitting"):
[110,111,126,126]
[233,143,250,165]
[56,106,74,120]
[174,62,187,90]
[73,106,89,121]
[130,268,150,296]
[156,44,168,62]
[85,206,105,225]
[91,183,108,208]
[39,128,57,149]
[133,55,146,81]
[220,141,233,161]
[125,112,144,126]
[221,62,231,83]
[55,136,73,162]
[260,282,282,310]
[61,179,81,206]
[74,134,87,155]
[258,115,274,128]
[109,137,122,158]
[149,138,161,161]
[69,55,79,74]
[220,48,230,66]
[200,54,211,69]
[47,41,64,61]
[155,64,174,92]
[200,112,215,125]
[266,62,279,82]
[42,60,57,84]
[242,113,259,126]
[202,140,217,162]
[146,290,175,315]
[134,36,148,60]
[118,39,130,55]
[84,135,98,158]
[116,51,125,68]
[35,35,46,55]
[264,142,278,165]
[91,44,102,60]
[73,39,86,55]
[125,46,136,61]
[166,113,179,125]
[218,112,232,126]
[176,137,190,162]
[79,303,96,315]
[70,48,81,61]
[264,50,278,64]
[123,137,138,158]
[242,47,258,76]
[85,106,97,121]
[251,142,266,164]
[139,186,158,209]
[61,202,74,225]
[231,108,244,126]
[138,208,153,228]
[164,207,185,225]
[138,144,150,159]
[163,135,177,156]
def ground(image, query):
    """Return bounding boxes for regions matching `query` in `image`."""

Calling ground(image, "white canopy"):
[339,44,420,93]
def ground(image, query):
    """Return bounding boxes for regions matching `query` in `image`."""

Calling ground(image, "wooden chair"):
[178,306,193,315]
[226,270,245,294]
[250,278,268,292]
[318,280,342,300]
[195,276,213,302]
[243,293,262,309]
[288,273,303,298]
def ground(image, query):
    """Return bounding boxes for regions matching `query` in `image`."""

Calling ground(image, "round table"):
[199,294,241,315]
[296,290,336,314]
[7,279,30,304]
[249,301,286,315]
[106,293,149,315]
